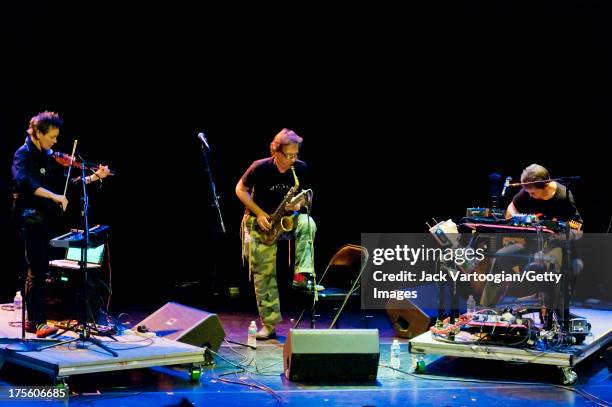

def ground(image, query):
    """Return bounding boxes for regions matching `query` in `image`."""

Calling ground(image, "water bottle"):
[390,339,401,370]
[409,353,418,373]
[13,291,23,323]
[247,321,257,348]
[466,294,476,314]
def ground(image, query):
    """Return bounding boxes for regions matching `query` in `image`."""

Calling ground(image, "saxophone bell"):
[279,165,299,232]
[280,216,294,232]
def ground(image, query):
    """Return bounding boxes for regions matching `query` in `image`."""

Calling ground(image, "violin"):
[51,151,117,176]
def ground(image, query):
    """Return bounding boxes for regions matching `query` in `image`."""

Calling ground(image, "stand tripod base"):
[38,333,119,357]
[51,321,118,342]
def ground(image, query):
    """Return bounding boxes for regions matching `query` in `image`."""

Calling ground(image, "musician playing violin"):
[480,163,583,308]
[11,111,110,338]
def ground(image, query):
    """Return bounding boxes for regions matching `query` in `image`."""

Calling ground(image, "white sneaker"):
[255,325,277,340]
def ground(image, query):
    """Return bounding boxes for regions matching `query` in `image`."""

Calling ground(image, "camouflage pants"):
[242,213,316,328]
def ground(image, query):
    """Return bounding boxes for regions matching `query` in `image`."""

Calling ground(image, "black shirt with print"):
[241,157,309,215]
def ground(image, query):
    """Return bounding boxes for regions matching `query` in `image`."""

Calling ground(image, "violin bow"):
[62,139,78,197]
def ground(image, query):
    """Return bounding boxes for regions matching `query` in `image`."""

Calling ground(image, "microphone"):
[501,176,512,197]
[197,132,210,150]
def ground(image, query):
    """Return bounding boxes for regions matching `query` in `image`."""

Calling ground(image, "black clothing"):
[512,183,582,223]
[11,137,64,325]
[241,158,309,215]
[481,183,584,307]
[12,137,64,225]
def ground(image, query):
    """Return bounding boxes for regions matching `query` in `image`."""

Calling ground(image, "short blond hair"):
[270,128,303,156]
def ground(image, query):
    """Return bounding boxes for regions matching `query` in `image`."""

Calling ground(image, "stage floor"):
[0,305,611,406]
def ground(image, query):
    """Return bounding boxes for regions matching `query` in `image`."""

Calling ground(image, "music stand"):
[38,154,118,357]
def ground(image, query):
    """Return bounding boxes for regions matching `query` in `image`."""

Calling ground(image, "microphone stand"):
[559,177,580,334]
[200,138,226,234]
[561,222,572,332]
[508,176,581,188]
[198,135,226,301]
[38,152,118,357]
[548,176,579,334]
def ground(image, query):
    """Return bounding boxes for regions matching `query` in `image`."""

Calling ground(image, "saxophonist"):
[236,128,319,340]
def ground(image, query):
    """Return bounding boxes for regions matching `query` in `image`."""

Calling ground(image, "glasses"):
[281,151,299,160]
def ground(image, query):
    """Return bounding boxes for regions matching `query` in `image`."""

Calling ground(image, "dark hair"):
[27,111,63,136]
[521,163,550,189]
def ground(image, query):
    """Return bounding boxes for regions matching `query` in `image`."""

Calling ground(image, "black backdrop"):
[1,3,611,307]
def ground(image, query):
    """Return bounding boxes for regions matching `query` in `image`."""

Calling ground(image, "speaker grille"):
[284,329,380,382]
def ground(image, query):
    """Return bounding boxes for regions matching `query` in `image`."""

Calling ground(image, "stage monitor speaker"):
[283,329,379,382]
[386,298,430,339]
[135,302,225,352]
[604,346,612,372]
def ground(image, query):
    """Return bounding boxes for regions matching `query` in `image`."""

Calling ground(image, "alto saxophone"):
[259,166,300,245]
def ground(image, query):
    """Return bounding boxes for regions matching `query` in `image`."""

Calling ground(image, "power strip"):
[123,329,156,338]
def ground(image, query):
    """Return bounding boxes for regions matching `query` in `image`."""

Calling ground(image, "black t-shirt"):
[241,157,309,215]
[512,183,582,223]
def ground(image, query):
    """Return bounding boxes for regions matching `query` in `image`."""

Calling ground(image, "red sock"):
[293,273,306,282]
